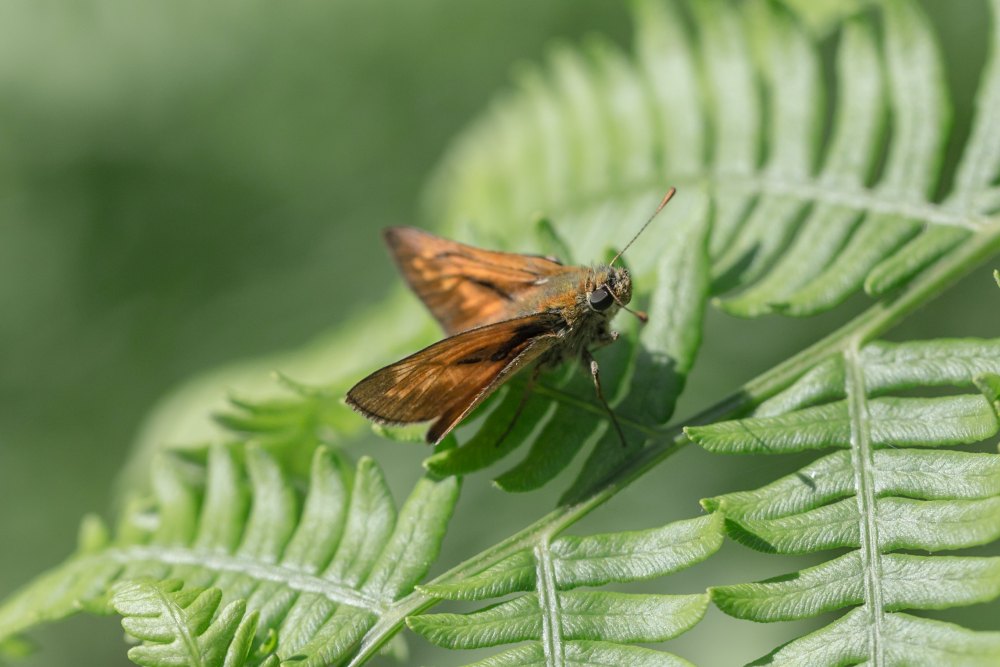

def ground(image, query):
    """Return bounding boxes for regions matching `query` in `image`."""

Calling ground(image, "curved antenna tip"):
[610,187,677,266]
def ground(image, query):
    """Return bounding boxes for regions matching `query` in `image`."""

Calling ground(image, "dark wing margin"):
[383,226,571,334]
[346,313,564,443]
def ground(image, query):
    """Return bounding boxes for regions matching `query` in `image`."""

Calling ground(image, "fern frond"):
[407,513,723,666]
[313,0,989,488]
[428,0,1000,318]
[0,446,459,666]
[688,341,1000,665]
[111,580,265,667]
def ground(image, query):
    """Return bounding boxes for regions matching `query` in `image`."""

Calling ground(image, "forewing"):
[384,226,573,334]
[346,313,563,443]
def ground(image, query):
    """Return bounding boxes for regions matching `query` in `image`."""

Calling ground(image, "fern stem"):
[107,546,387,612]
[844,343,885,666]
[534,541,565,667]
[347,223,1000,666]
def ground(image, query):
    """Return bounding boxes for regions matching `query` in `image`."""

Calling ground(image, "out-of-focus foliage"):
[0,1,628,664]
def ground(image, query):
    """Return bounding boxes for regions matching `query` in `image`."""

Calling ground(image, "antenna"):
[610,187,676,267]
[610,291,649,323]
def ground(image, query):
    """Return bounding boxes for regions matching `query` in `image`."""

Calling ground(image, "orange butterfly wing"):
[345,313,563,443]
[384,226,572,335]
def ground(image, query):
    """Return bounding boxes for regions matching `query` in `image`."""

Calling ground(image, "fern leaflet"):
[111,579,265,667]
[408,514,723,666]
[0,446,459,666]
[689,341,1000,665]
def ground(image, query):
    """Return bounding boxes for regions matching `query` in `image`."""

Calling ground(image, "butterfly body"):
[521,265,632,367]
[346,226,635,444]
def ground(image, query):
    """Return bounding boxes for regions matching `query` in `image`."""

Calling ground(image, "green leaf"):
[748,608,1000,666]
[423,381,557,479]
[408,514,722,665]
[722,495,1000,554]
[710,0,821,288]
[460,640,695,667]
[977,372,1000,418]
[110,580,260,667]
[687,395,999,455]
[432,0,992,325]
[421,514,724,600]
[0,447,459,666]
[777,0,878,36]
[713,552,1000,622]
[550,514,723,588]
[703,449,1000,520]
[409,592,708,649]
[758,338,1000,416]
[697,332,1000,664]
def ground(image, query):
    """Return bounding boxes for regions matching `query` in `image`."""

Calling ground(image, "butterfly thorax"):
[521,264,632,368]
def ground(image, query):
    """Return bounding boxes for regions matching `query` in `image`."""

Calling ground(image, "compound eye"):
[588,286,614,312]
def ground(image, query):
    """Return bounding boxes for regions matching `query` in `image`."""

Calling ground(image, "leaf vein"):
[845,344,885,665]
[106,546,388,613]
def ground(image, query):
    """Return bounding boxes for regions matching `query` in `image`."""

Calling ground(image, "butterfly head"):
[583,187,673,324]
[586,266,632,315]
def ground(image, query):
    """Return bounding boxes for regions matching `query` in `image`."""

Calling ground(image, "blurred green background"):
[1,1,998,665]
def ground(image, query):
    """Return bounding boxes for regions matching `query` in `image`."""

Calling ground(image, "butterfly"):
[346,188,676,446]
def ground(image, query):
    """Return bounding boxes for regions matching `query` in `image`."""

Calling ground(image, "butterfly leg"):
[492,365,541,448]
[582,349,628,448]
[590,330,619,351]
